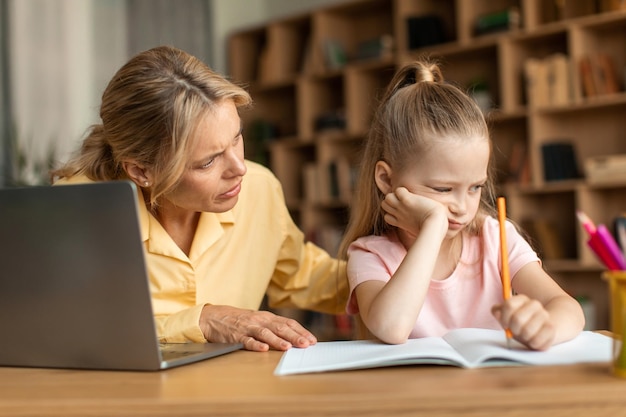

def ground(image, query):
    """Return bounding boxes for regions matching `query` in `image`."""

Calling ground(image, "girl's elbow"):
[379,333,409,345]
[362,311,413,344]
[369,322,411,344]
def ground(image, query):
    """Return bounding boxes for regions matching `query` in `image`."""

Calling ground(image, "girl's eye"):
[470,184,485,192]
[432,187,451,193]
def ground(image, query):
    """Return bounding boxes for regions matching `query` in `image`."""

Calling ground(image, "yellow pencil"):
[497,196,513,348]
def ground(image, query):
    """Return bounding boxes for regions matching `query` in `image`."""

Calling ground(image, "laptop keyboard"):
[159,344,200,361]
[157,342,242,364]
[160,350,196,361]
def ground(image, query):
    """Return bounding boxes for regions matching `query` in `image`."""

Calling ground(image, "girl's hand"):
[491,294,556,351]
[381,187,447,237]
[199,305,317,352]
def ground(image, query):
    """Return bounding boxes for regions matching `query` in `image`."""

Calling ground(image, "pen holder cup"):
[603,271,626,378]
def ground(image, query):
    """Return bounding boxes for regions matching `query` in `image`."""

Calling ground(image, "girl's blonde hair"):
[52,45,251,209]
[339,58,496,258]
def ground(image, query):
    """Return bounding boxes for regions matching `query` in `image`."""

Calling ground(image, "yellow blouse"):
[58,161,347,342]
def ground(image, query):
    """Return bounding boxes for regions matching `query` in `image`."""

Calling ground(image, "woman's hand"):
[491,294,556,351]
[381,187,448,238]
[199,305,317,352]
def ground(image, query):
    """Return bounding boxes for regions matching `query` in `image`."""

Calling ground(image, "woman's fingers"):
[200,305,316,352]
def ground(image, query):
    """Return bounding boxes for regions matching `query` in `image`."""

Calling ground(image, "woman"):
[52,45,347,352]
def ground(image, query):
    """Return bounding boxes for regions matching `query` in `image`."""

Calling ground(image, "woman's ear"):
[122,161,153,188]
[374,161,393,195]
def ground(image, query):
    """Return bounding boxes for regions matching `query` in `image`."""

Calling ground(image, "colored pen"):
[576,210,626,271]
[497,197,513,349]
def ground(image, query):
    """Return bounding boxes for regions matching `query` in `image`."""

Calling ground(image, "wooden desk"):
[0,350,625,417]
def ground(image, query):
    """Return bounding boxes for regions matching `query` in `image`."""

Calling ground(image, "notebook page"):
[442,328,612,367]
[274,337,469,376]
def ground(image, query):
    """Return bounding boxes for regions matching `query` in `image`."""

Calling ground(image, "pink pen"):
[576,210,625,271]
[596,223,626,269]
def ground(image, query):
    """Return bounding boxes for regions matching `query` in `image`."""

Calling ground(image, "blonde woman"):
[53,46,347,351]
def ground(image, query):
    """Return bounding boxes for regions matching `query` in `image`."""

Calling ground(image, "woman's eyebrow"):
[193,123,244,166]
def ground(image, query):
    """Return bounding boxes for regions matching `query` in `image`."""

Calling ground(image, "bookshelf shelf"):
[229,0,626,332]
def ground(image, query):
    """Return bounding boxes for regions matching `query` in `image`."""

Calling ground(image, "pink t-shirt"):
[346,216,540,338]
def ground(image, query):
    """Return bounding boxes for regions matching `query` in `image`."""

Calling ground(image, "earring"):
[144,181,150,187]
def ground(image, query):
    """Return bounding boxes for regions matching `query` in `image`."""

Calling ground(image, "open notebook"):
[275,328,612,376]
[0,181,242,371]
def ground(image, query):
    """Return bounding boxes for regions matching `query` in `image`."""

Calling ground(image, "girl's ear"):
[122,161,153,188]
[374,161,393,195]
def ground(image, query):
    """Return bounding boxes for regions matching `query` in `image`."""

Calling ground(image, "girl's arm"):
[354,188,448,344]
[492,261,585,350]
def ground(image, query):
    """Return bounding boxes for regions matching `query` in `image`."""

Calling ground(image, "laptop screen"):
[0,182,172,370]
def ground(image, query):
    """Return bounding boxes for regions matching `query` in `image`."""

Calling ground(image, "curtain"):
[0,0,11,186]
[9,0,102,184]
[127,0,212,65]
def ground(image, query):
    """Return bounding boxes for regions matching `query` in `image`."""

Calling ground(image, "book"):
[474,8,521,35]
[595,52,621,94]
[507,140,529,184]
[579,55,597,97]
[323,39,347,70]
[546,53,572,105]
[524,58,549,107]
[355,34,394,61]
[274,328,611,376]
[541,141,580,181]
[585,154,626,184]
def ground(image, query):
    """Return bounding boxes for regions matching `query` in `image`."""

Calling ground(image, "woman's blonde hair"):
[52,45,251,208]
[339,58,496,258]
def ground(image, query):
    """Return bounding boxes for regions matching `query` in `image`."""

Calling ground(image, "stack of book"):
[524,53,573,107]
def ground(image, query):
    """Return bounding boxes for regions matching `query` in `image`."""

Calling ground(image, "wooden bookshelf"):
[229,0,626,332]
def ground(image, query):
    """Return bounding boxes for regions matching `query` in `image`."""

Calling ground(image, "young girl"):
[339,59,584,351]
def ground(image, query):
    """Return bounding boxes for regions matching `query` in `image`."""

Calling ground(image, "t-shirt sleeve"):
[502,219,541,282]
[345,236,403,314]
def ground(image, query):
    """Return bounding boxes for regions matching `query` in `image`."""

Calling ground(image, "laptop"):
[0,181,242,371]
